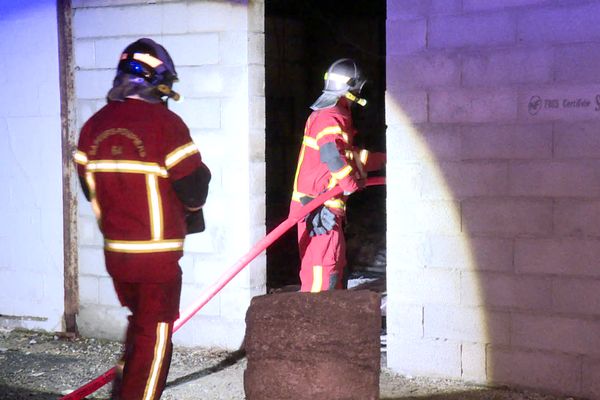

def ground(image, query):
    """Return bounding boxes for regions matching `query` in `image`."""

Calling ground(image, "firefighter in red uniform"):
[290,58,386,293]
[74,38,211,400]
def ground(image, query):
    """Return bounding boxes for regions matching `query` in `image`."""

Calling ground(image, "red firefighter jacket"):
[74,99,206,261]
[290,97,386,216]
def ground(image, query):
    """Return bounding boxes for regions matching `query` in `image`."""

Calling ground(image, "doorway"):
[264,0,387,291]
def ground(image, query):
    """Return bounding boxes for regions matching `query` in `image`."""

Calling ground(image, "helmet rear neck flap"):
[107,38,180,104]
[311,58,367,111]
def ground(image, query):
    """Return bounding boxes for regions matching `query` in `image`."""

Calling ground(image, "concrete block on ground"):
[244,290,381,400]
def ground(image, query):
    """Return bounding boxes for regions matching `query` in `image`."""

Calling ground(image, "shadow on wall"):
[387,68,600,397]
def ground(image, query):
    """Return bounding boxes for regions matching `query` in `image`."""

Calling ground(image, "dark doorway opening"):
[265,0,387,291]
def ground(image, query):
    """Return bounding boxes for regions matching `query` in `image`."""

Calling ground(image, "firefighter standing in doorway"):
[290,58,386,293]
[74,38,211,399]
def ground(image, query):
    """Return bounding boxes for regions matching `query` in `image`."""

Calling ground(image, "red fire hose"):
[60,176,385,400]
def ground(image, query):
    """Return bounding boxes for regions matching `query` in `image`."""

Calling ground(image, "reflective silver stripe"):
[73,150,88,165]
[133,53,163,69]
[86,160,168,177]
[165,142,199,169]
[143,322,169,400]
[86,172,101,221]
[146,174,163,240]
[105,240,184,253]
[324,72,350,84]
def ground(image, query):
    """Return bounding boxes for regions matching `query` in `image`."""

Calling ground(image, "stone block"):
[422,161,509,199]
[424,305,509,345]
[392,269,461,306]
[428,235,514,272]
[161,34,219,66]
[386,234,426,270]
[430,89,517,123]
[461,342,487,382]
[93,38,128,69]
[386,337,461,378]
[98,276,120,307]
[510,161,600,197]
[386,18,426,56]
[461,123,553,160]
[387,53,461,89]
[555,43,600,84]
[73,5,160,38]
[385,90,428,124]
[515,238,600,278]
[79,275,99,305]
[554,199,600,238]
[74,69,114,100]
[553,278,600,317]
[244,290,381,400]
[462,48,553,86]
[461,271,551,311]
[387,0,462,20]
[554,121,600,159]
[488,346,580,394]
[388,304,423,339]
[429,13,515,49]
[462,198,553,235]
[408,124,463,161]
[388,200,462,235]
[582,357,600,400]
[187,1,247,32]
[171,98,221,129]
[74,39,95,69]
[79,246,107,277]
[463,0,547,11]
[518,3,600,44]
[511,313,600,357]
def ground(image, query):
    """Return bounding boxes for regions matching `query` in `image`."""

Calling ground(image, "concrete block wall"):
[386,1,600,398]
[0,2,65,331]
[72,0,265,349]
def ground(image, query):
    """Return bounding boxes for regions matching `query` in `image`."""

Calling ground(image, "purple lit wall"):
[386,1,600,398]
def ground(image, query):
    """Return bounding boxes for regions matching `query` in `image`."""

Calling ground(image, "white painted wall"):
[72,0,266,349]
[0,1,64,331]
[386,1,600,398]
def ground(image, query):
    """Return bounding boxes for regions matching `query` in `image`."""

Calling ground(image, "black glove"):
[186,209,205,234]
[306,206,337,237]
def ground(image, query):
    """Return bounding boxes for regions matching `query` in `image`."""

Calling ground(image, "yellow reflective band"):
[311,265,323,293]
[292,145,307,195]
[345,92,367,106]
[133,52,163,68]
[324,72,350,84]
[86,160,168,177]
[331,165,352,180]
[325,199,345,209]
[302,136,319,150]
[73,150,88,165]
[105,239,184,253]
[147,174,163,241]
[359,149,369,164]
[143,322,169,400]
[165,142,199,169]
[315,126,347,142]
[86,172,102,222]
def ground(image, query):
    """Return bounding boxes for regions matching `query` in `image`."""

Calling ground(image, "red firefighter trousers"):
[297,215,346,292]
[110,274,181,400]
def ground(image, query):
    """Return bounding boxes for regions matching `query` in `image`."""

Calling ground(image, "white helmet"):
[311,58,367,110]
